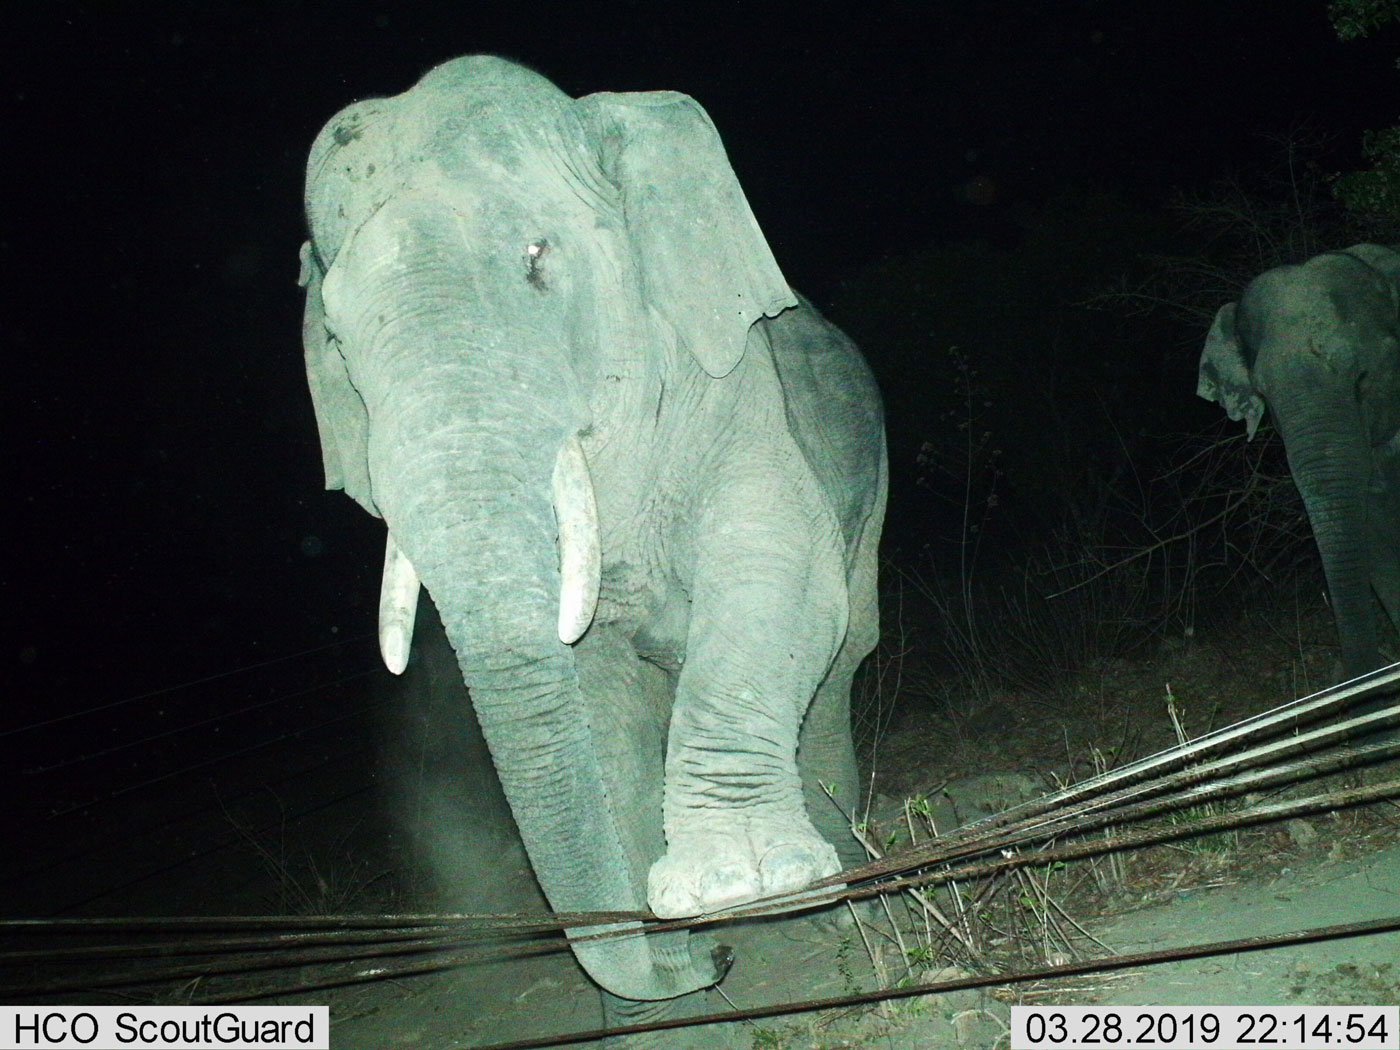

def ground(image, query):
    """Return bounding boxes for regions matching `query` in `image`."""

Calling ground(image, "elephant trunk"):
[1273,383,1381,676]
[378,435,600,669]
[359,305,716,1001]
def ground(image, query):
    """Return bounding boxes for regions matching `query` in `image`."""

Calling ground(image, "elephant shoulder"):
[764,295,882,427]
[762,296,885,541]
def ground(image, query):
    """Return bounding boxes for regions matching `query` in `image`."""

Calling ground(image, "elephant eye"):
[525,239,550,290]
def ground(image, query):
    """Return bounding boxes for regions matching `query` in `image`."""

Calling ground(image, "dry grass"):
[839,589,1399,1035]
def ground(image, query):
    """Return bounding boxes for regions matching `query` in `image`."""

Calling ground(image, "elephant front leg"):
[647,491,851,919]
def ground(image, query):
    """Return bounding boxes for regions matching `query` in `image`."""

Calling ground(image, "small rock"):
[1284,818,1318,848]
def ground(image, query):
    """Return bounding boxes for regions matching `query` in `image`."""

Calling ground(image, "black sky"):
[5,1,1397,716]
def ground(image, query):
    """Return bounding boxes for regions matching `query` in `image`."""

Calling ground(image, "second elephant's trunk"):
[1274,383,1382,676]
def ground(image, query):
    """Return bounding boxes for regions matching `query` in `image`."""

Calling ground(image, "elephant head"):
[1198,244,1400,677]
[298,56,802,1002]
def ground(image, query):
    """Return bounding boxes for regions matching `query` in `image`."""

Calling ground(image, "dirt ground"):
[315,786,1398,1049]
[10,602,1398,1049]
[311,833,1398,1049]
[313,606,1400,1049]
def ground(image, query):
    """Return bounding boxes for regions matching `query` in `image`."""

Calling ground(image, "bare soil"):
[8,600,1397,1049]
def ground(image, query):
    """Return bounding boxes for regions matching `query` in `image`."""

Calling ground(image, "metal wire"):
[4,665,1396,1023]
[5,771,1396,1002]
[1,633,376,739]
[470,914,1400,1049]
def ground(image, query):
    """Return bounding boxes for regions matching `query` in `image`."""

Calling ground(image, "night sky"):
[6,2,1397,724]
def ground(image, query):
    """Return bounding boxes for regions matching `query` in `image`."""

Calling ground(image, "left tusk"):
[378,531,420,674]
[552,434,601,644]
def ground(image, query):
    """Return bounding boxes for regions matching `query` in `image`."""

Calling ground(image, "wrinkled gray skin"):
[1198,244,1400,678]
[298,55,886,1017]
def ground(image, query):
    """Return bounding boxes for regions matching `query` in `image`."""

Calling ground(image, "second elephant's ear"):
[1198,302,1266,439]
[575,90,797,378]
[1342,242,1400,280]
[299,241,378,516]
[1344,243,1400,308]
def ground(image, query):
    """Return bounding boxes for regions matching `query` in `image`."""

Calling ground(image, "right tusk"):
[552,434,601,644]
[378,531,420,674]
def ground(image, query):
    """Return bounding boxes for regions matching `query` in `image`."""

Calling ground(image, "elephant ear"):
[304,99,399,271]
[299,241,378,516]
[1343,243,1400,303]
[575,90,797,378]
[1198,302,1266,439]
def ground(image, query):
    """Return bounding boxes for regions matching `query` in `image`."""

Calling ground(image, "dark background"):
[5,1,1396,724]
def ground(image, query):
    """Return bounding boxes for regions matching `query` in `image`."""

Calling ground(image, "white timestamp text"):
[1011,1005,1398,1049]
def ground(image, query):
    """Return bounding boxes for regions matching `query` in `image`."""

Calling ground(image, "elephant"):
[297,54,887,1020]
[1197,243,1400,680]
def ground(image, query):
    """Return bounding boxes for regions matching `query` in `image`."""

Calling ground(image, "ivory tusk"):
[378,531,420,674]
[552,434,601,644]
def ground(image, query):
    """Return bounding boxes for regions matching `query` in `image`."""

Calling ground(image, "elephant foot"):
[647,816,841,919]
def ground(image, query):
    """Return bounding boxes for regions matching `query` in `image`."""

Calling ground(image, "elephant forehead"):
[412,59,570,157]
[1240,265,1371,344]
[307,56,579,246]
[415,55,569,109]
[421,116,553,186]
[407,102,586,219]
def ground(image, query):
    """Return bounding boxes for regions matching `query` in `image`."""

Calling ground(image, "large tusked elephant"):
[1197,243,1400,677]
[297,55,886,1014]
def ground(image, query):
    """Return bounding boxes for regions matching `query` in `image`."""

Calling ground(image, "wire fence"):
[3,667,1397,1026]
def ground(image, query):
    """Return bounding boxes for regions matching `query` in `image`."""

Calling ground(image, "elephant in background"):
[1197,243,1400,678]
[298,54,886,1019]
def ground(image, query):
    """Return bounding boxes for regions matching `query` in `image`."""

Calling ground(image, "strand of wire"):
[5,770,1396,1001]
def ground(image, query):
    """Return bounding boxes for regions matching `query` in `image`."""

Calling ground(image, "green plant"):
[1329,0,1400,40]
[1161,685,1240,857]
[1333,127,1400,222]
